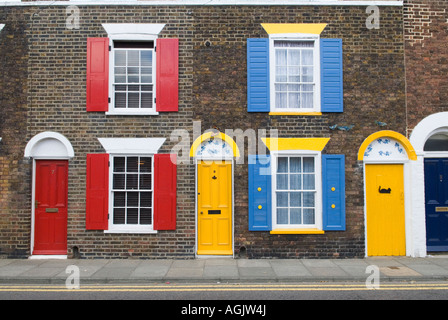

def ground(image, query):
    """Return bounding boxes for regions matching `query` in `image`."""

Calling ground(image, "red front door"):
[33,160,68,255]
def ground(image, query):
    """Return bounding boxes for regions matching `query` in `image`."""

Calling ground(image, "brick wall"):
[0,4,405,259]
[404,0,448,134]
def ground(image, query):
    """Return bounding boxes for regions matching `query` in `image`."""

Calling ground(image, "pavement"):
[1,256,448,284]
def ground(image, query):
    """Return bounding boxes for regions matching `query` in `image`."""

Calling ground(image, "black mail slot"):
[208,210,221,215]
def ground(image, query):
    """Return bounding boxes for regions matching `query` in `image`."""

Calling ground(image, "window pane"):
[114,157,125,172]
[114,192,125,207]
[115,75,126,83]
[303,208,315,225]
[277,157,288,173]
[128,50,139,66]
[128,67,139,75]
[127,157,138,172]
[277,174,288,190]
[290,174,301,190]
[302,66,314,82]
[127,208,138,224]
[128,92,140,108]
[290,157,301,173]
[277,208,288,224]
[288,93,300,109]
[115,50,126,66]
[303,174,315,190]
[276,192,288,207]
[141,51,152,66]
[141,93,153,108]
[113,208,125,224]
[127,192,139,207]
[301,93,314,109]
[126,174,138,190]
[290,208,301,225]
[290,192,301,207]
[141,75,152,84]
[288,50,300,66]
[140,208,152,225]
[303,157,315,173]
[302,50,313,65]
[139,174,152,190]
[275,49,287,66]
[303,192,315,207]
[140,157,152,173]
[113,174,125,189]
[140,192,152,207]
[115,92,126,108]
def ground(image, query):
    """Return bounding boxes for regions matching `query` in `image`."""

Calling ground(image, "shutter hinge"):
[109,45,111,51]
[108,214,109,220]
[108,97,111,103]
[154,98,156,104]
[108,161,110,167]
[154,46,156,52]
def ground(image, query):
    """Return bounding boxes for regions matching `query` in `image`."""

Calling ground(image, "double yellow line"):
[0,283,448,292]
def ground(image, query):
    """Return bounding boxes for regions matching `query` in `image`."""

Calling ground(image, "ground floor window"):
[111,155,153,230]
[272,153,320,229]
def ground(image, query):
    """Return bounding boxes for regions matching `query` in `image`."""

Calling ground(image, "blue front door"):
[424,158,448,251]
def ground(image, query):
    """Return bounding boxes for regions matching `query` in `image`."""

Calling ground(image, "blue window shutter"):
[322,154,346,231]
[320,38,343,113]
[248,155,272,231]
[247,38,270,112]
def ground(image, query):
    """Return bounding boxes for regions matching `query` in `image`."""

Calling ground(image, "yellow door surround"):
[358,130,417,161]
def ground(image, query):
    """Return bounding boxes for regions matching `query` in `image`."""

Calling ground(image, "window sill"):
[269,112,322,116]
[105,111,159,116]
[270,228,325,235]
[105,229,157,234]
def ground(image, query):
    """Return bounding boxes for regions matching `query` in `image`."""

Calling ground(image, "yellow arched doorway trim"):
[189,132,241,158]
[358,130,417,161]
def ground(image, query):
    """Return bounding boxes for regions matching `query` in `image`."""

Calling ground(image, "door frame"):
[24,132,74,259]
[358,130,416,257]
[195,156,234,258]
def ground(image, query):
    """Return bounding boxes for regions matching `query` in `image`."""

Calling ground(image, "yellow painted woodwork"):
[261,23,327,35]
[358,130,417,161]
[270,229,325,235]
[366,164,406,256]
[261,137,330,151]
[197,160,233,255]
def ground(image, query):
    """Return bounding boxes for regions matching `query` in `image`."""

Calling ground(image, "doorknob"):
[35,200,39,209]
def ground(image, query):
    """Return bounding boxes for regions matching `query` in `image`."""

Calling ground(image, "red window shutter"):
[86,154,109,230]
[154,154,177,230]
[86,38,109,112]
[156,38,179,112]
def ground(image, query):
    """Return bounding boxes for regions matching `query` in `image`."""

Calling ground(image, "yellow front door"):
[366,164,406,256]
[197,160,233,255]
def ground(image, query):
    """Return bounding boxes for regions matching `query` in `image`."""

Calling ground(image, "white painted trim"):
[269,34,321,113]
[29,255,67,260]
[102,23,165,37]
[98,138,165,154]
[24,131,75,159]
[407,112,448,258]
[270,150,323,231]
[106,154,156,234]
[0,1,403,7]
[0,24,4,33]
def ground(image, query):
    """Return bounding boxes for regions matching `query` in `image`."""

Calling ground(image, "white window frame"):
[108,154,156,234]
[102,23,165,116]
[269,33,321,113]
[271,150,322,230]
[108,36,157,115]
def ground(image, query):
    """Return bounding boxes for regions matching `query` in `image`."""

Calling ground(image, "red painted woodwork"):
[156,38,179,112]
[154,154,177,230]
[86,154,109,230]
[87,38,109,112]
[33,160,68,255]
